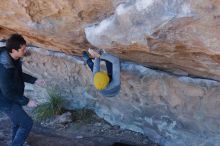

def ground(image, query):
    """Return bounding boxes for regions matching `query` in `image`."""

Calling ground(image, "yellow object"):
[93,72,110,90]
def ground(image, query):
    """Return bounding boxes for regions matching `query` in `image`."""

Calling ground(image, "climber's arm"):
[100,53,120,96]
[92,57,101,75]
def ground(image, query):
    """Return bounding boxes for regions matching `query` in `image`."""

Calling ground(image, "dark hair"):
[6,34,26,53]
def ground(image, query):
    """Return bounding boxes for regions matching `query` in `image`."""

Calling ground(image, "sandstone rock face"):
[0,0,113,53]
[1,0,220,146]
[21,47,220,146]
[0,0,220,80]
[85,0,220,80]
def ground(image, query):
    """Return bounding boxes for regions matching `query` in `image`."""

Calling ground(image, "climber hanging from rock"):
[82,48,120,97]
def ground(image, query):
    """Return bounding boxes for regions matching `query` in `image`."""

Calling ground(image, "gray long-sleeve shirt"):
[93,53,120,97]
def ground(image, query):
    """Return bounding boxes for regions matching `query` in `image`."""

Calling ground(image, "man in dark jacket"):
[0,34,38,146]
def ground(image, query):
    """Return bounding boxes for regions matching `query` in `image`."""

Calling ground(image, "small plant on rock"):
[34,90,64,121]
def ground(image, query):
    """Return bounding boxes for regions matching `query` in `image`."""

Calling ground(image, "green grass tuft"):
[34,91,64,121]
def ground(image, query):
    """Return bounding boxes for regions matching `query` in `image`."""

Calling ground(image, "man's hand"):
[88,48,101,58]
[27,99,38,108]
[35,79,46,86]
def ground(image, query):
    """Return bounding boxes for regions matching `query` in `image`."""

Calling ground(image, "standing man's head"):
[6,33,26,60]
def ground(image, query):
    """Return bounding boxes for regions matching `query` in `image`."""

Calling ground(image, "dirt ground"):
[0,109,160,146]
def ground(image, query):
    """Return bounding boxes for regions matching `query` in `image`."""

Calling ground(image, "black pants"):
[86,58,112,81]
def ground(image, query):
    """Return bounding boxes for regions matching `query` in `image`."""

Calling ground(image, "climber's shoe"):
[82,51,90,63]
